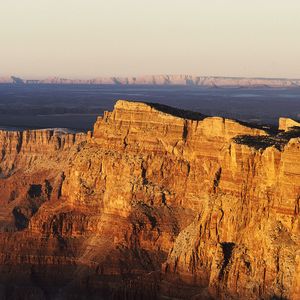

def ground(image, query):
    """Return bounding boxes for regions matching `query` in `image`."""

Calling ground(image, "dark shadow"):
[142,102,206,121]
[44,180,53,200]
[270,296,288,300]
[213,168,222,192]
[234,126,300,150]
[8,190,18,202]
[12,207,29,230]
[219,242,235,279]
[27,184,42,198]
[233,119,278,134]
[137,101,277,133]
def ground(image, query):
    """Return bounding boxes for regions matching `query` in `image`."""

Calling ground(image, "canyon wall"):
[0,100,299,299]
[5,75,300,87]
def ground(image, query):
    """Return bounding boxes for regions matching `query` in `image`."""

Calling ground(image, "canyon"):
[3,75,300,88]
[0,100,299,299]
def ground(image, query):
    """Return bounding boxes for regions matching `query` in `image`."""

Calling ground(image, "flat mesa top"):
[114,100,206,121]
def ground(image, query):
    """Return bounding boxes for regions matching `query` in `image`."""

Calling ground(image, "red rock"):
[0,100,299,299]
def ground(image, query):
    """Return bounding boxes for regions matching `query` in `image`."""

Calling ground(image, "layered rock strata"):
[279,118,300,131]
[0,100,299,300]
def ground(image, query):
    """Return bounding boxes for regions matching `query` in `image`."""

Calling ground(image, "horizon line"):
[2,74,300,81]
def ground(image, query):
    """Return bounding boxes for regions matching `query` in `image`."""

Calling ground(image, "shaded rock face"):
[0,100,299,300]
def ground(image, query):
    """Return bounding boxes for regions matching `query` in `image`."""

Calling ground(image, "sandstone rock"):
[0,100,298,299]
[279,118,300,131]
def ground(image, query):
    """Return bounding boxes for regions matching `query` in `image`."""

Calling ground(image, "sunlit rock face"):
[0,100,299,299]
[279,117,300,131]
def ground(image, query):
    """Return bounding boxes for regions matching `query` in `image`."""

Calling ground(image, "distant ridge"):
[1,74,300,88]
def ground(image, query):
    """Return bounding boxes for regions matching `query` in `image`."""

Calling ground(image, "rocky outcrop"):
[164,137,300,299]
[0,100,299,299]
[0,129,86,174]
[0,129,86,231]
[279,118,300,131]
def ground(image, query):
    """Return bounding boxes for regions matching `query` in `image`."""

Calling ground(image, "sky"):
[1,0,300,79]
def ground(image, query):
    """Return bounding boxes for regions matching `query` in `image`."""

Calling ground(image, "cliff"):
[0,129,86,231]
[279,118,300,131]
[0,100,299,299]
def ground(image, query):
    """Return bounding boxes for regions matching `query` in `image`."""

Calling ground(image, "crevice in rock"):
[8,190,18,202]
[44,180,53,200]
[213,167,222,192]
[57,172,66,198]
[1,148,6,161]
[16,133,23,153]
[12,206,29,230]
[219,242,235,280]
[141,163,148,185]
[27,184,43,198]
[56,136,62,150]
[182,120,188,141]
[161,193,166,205]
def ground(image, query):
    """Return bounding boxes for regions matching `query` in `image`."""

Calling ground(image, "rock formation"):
[2,74,300,87]
[0,100,299,299]
[279,118,300,131]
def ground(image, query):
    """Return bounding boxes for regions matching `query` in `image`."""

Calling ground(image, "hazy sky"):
[1,0,300,78]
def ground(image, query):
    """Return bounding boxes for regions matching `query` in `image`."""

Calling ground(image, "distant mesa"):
[26,80,40,84]
[11,76,24,84]
[2,74,300,88]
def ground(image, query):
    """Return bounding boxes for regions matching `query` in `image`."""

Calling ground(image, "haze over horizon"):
[1,0,300,79]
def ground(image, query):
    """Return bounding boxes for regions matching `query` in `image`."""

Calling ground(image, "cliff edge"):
[0,100,299,300]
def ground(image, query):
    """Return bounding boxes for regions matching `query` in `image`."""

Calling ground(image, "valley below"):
[0,84,299,130]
